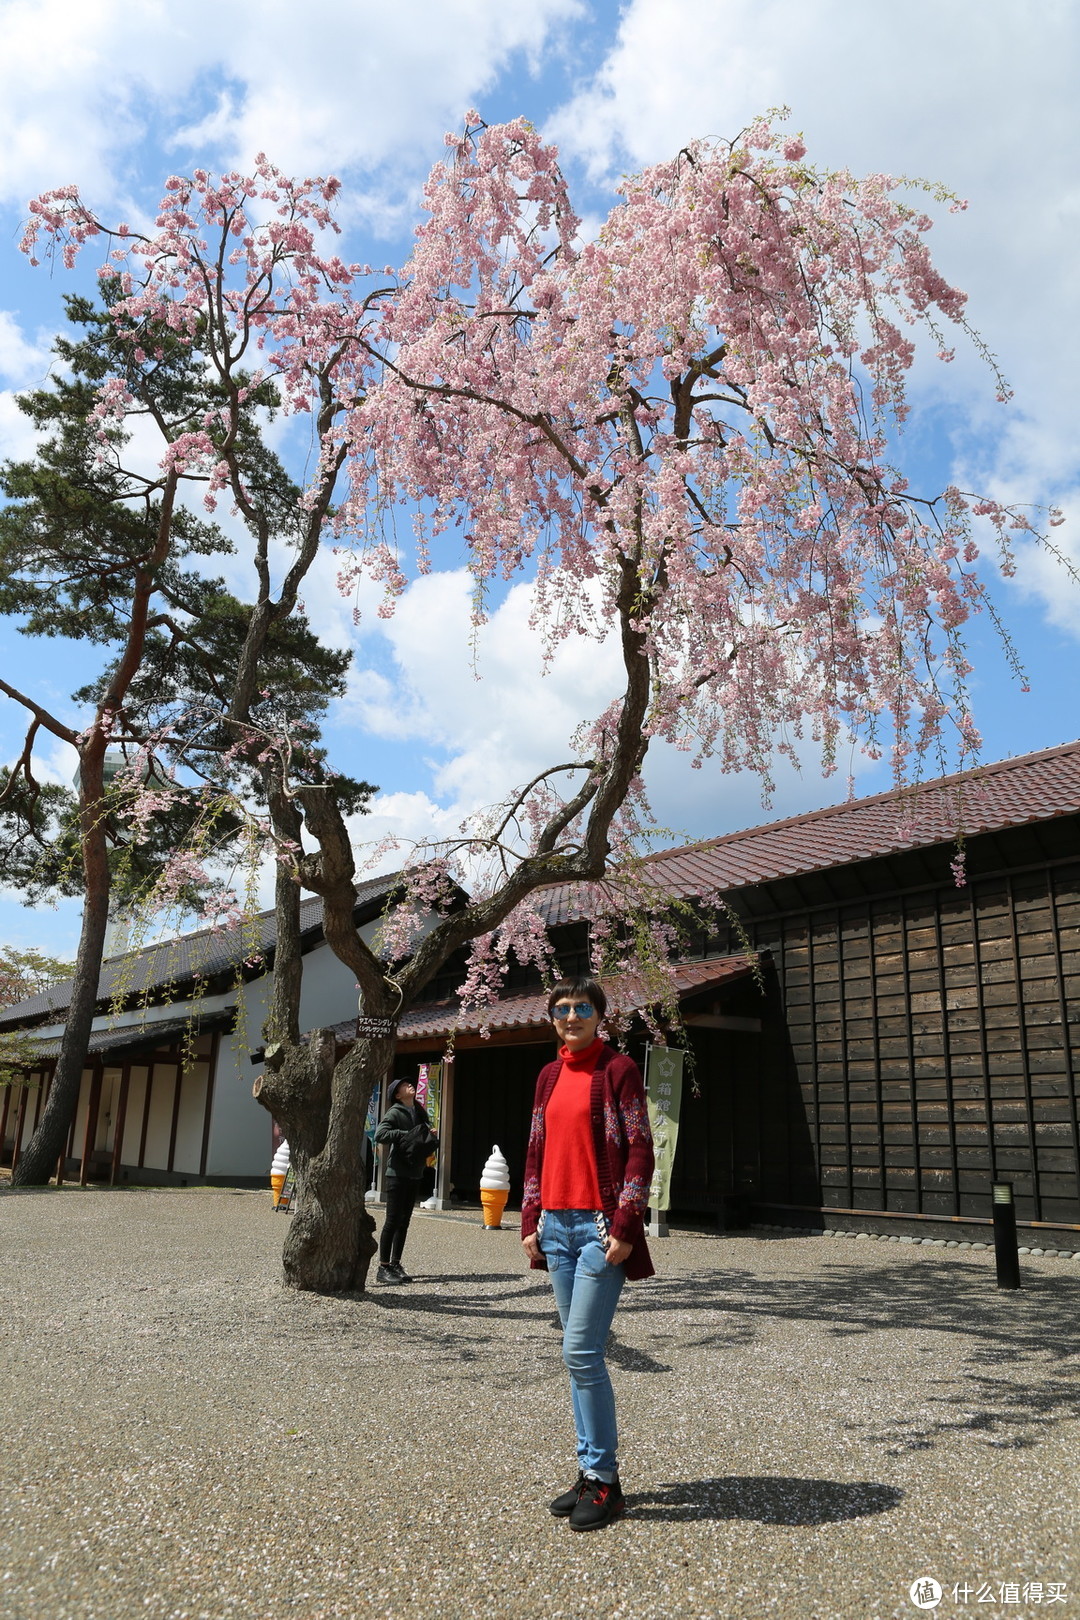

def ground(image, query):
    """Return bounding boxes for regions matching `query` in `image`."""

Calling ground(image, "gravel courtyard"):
[0,1187,1076,1620]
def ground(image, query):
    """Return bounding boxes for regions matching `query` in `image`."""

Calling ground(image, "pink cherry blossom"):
[21,112,1067,1005]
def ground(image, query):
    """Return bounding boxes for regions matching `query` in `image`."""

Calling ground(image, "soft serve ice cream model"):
[479,1144,510,1228]
[270,1139,290,1206]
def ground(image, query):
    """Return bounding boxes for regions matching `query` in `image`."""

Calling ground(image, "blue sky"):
[1,0,1077,957]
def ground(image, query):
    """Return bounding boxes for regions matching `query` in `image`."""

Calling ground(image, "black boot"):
[568,1475,624,1531]
[549,1472,586,1517]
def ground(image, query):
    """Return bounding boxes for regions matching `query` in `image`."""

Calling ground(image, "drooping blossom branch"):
[21,115,1067,1069]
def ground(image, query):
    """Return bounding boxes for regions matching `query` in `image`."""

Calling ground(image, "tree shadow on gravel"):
[361,1259,1080,1450]
[605,1330,672,1373]
[627,1475,902,1525]
[379,1259,1080,1365]
[624,1263,1080,1365]
[372,1274,552,1310]
[626,1263,1080,1454]
[865,1369,1080,1455]
[409,1271,525,1286]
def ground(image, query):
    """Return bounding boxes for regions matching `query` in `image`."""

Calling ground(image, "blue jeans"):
[538,1208,626,1481]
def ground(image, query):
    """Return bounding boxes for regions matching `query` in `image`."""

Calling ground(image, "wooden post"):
[80,1062,103,1186]
[65,1085,79,1163]
[199,1034,220,1178]
[10,1085,30,1173]
[138,1061,156,1168]
[166,1061,183,1174]
[0,1082,11,1163]
[109,1061,132,1187]
[30,1071,46,1132]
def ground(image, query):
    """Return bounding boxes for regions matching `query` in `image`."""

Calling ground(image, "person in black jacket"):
[374,1076,438,1284]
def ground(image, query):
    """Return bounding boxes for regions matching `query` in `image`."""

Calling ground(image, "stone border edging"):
[752,1222,1080,1258]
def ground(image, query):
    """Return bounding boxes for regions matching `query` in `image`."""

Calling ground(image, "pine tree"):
[0,295,372,1183]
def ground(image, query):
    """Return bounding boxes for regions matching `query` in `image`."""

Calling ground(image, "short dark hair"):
[546,977,607,1020]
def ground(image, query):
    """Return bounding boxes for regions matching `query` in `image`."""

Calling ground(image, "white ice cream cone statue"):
[270,1140,290,1206]
[479,1144,510,1228]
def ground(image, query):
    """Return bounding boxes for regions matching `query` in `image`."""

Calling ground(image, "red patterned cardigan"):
[521,1043,655,1282]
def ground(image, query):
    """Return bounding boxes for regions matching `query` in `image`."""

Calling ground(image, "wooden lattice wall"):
[722,853,1080,1227]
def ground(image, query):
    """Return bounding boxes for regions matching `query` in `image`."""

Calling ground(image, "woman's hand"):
[522,1232,542,1263]
[604,1235,633,1266]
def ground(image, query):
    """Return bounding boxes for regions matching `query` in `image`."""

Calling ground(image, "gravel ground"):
[0,1188,1077,1620]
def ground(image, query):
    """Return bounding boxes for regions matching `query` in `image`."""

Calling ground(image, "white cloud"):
[0,389,39,462]
[1006,517,1080,641]
[343,569,622,801]
[349,789,471,877]
[0,0,1072,950]
[549,0,1079,621]
[0,310,52,386]
[0,0,581,210]
[0,309,55,460]
[337,567,879,866]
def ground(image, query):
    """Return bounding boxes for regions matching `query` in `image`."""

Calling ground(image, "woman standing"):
[520,978,654,1532]
[374,1076,438,1284]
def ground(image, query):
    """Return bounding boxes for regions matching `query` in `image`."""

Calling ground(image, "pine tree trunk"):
[253,1029,388,1291]
[12,757,111,1187]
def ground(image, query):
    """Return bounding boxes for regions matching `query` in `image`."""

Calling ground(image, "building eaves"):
[335,955,755,1046]
[26,1009,235,1061]
[0,871,406,1032]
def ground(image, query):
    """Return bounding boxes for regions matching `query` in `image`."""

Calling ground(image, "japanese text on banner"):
[417,1063,442,1134]
[645,1047,685,1213]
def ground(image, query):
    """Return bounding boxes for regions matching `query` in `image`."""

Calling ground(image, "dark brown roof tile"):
[537,739,1080,922]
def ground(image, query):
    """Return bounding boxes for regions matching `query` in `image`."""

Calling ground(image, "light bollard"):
[992,1181,1021,1290]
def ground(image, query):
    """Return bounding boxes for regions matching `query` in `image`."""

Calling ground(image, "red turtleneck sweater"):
[540,1037,604,1209]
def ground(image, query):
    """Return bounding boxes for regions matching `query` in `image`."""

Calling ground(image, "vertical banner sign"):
[415,1063,429,1109]
[645,1046,685,1213]
[423,1064,442,1135]
[364,1084,379,1148]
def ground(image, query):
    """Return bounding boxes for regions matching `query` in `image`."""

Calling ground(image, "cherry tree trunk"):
[254,1029,390,1291]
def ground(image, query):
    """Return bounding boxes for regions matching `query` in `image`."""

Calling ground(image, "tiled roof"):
[27,1010,235,1060]
[377,956,755,1043]
[0,873,401,1030]
[536,740,1080,924]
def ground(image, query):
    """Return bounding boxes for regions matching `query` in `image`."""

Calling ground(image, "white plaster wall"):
[142,1063,179,1169]
[120,1066,149,1164]
[298,937,361,1028]
[204,929,382,1179]
[71,1068,93,1157]
[172,1060,208,1174]
[204,975,272,1179]
[96,1067,123,1154]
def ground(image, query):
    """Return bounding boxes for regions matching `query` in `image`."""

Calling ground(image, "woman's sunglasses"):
[551,1002,596,1021]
